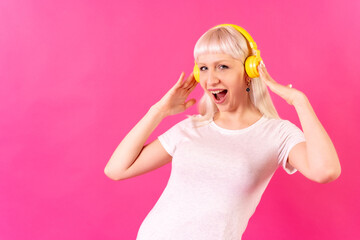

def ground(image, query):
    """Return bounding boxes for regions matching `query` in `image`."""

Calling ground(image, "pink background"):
[1,0,359,239]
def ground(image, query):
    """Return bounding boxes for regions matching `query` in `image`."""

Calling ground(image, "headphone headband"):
[211,24,259,56]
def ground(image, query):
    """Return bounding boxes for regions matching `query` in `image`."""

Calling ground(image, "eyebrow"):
[197,59,243,65]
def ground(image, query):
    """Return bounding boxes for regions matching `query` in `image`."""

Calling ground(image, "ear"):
[244,73,251,83]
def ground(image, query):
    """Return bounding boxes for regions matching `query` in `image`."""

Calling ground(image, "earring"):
[246,79,251,92]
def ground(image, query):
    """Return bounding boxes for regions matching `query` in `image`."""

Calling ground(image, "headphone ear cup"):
[193,63,200,82]
[245,56,262,78]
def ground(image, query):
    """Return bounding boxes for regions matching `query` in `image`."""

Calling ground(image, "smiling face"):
[197,53,250,113]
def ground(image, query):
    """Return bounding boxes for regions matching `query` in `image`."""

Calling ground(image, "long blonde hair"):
[187,25,280,124]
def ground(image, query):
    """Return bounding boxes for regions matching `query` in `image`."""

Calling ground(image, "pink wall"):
[1,0,359,239]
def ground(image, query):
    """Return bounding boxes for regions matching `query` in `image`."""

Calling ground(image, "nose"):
[205,70,220,86]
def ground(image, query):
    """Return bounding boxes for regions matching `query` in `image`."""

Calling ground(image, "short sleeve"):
[158,118,189,157]
[277,120,306,174]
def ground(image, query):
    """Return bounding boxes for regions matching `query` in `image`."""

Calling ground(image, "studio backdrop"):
[0,0,359,239]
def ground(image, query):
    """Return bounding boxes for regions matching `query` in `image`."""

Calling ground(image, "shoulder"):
[262,116,300,130]
[255,117,304,141]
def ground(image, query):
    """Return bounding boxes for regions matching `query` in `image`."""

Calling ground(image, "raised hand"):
[153,72,198,117]
[258,61,305,106]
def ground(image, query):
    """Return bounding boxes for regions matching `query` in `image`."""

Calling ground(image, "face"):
[197,53,249,113]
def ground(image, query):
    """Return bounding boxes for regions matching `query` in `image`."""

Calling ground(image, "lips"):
[211,89,228,104]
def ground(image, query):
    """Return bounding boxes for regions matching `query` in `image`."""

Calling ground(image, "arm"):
[104,106,167,180]
[288,93,341,183]
[258,61,341,183]
[104,72,198,181]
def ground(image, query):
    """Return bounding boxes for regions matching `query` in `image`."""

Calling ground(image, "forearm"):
[104,104,167,179]
[293,93,341,178]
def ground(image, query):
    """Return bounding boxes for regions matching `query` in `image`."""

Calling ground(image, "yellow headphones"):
[193,24,263,82]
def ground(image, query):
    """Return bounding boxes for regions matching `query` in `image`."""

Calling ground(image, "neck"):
[214,98,262,124]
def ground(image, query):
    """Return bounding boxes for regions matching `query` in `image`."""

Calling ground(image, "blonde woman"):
[104,24,341,239]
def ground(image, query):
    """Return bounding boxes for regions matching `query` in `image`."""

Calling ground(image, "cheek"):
[199,80,207,90]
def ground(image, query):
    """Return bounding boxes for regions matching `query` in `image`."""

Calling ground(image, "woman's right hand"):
[152,72,198,117]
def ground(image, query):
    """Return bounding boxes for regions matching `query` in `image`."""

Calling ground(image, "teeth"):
[210,90,225,94]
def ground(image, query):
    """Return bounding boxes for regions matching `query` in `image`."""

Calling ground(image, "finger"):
[184,98,196,109]
[258,63,294,98]
[187,81,198,93]
[259,68,282,94]
[262,78,279,93]
[259,65,276,83]
[182,81,198,100]
[182,72,195,89]
[259,69,285,94]
[259,68,273,87]
[269,80,293,98]
[174,72,185,88]
[186,75,198,90]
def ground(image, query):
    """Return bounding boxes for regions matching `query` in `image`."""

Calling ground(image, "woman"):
[104,24,341,239]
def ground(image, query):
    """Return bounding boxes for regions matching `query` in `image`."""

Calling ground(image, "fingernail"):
[261,61,265,67]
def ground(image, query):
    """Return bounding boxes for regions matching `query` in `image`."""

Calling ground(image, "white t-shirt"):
[136,114,306,240]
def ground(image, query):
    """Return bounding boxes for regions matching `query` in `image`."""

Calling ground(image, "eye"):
[199,66,207,71]
[219,65,228,70]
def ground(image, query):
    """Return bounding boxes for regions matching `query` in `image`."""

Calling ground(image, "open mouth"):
[211,89,228,102]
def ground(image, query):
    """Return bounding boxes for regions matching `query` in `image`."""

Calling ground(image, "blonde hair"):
[186,25,280,125]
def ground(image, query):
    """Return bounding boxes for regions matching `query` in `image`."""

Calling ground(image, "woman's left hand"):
[258,61,304,106]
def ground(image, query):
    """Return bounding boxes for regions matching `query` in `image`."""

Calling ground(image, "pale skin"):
[104,53,341,184]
